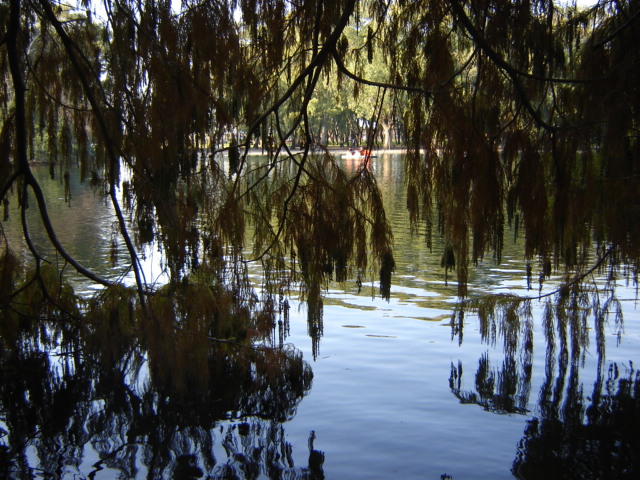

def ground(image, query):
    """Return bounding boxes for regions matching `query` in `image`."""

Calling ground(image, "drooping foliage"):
[0,0,639,330]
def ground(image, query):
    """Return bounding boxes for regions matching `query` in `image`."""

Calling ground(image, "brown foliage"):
[0,0,638,329]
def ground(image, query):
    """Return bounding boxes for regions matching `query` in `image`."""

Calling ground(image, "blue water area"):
[1,154,638,479]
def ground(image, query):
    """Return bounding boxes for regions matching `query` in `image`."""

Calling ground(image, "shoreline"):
[242,146,408,156]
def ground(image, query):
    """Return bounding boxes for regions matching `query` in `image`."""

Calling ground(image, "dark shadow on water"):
[0,314,321,479]
[512,365,640,479]
[449,291,640,480]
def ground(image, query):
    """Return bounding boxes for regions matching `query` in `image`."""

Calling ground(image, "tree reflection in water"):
[513,365,640,479]
[0,311,319,479]
[449,288,638,479]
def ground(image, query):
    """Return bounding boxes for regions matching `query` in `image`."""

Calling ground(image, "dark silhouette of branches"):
[7,0,112,290]
[37,0,148,303]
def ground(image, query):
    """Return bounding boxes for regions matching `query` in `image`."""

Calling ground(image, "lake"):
[1,153,638,479]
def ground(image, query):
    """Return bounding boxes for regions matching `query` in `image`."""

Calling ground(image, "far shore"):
[241,146,409,156]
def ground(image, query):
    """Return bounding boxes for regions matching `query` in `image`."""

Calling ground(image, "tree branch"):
[449,0,557,132]
[330,48,434,96]
[38,0,148,304]
[7,0,113,289]
[592,8,640,49]
[236,0,358,176]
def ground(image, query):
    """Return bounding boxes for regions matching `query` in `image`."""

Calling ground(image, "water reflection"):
[513,364,640,479]
[2,156,638,478]
[448,284,638,479]
[0,317,317,479]
[450,337,640,477]
[450,353,532,415]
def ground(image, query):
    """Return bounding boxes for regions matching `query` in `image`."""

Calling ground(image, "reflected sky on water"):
[1,154,639,479]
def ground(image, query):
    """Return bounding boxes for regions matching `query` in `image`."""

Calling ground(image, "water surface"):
[1,153,638,479]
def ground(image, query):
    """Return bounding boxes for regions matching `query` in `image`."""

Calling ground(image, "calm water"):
[1,154,639,479]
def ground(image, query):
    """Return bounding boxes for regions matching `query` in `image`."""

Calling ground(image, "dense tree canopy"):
[3,3,639,477]
[1,0,639,329]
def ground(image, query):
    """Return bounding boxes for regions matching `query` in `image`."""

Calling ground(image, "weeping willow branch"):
[7,0,29,174]
[238,108,305,206]
[449,0,556,133]
[236,57,321,261]
[460,244,619,314]
[330,47,434,95]
[28,172,114,286]
[452,0,615,86]
[234,0,357,180]
[37,0,148,304]
[247,133,311,264]
[593,8,640,49]
[0,169,21,206]
[233,2,360,263]
[6,0,112,291]
[363,86,386,155]
[25,53,93,114]
[534,244,619,300]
